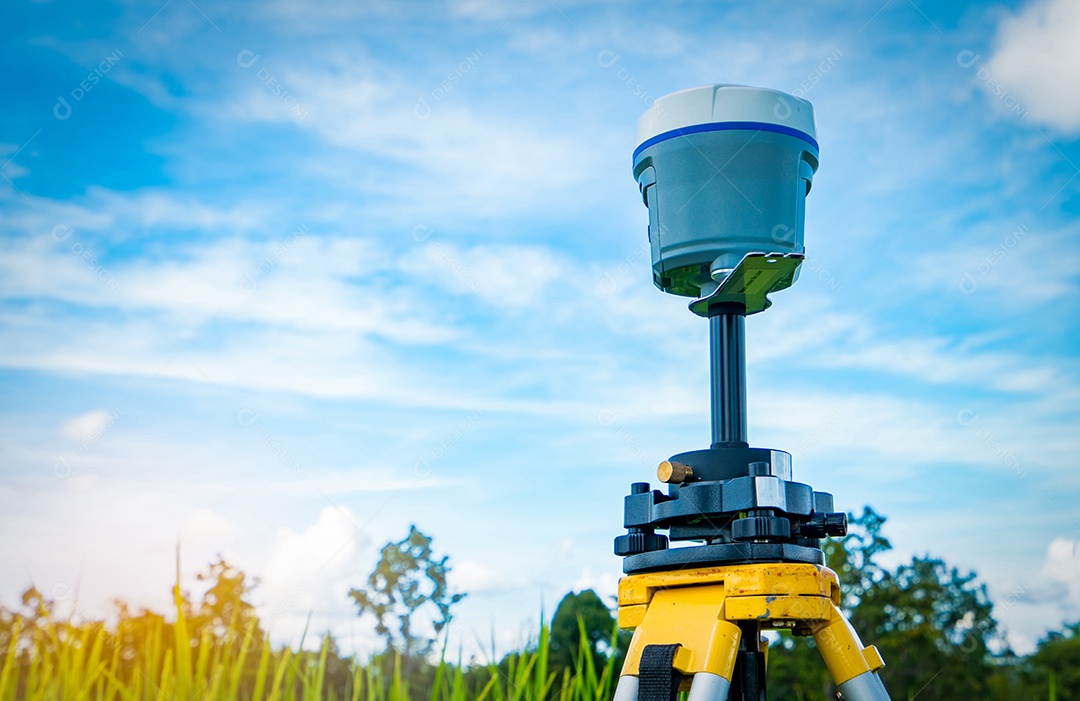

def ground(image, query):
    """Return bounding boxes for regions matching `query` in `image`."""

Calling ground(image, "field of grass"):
[1,598,1067,701]
[1,560,1069,700]
[0,575,619,701]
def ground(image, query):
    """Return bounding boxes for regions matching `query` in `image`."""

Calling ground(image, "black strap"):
[638,644,683,701]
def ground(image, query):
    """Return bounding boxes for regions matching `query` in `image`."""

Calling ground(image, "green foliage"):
[1,515,1079,700]
[0,562,619,701]
[1021,623,1080,699]
[349,526,466,663]
[193,557,263,644]
[824,506,891,610]
[549,591,614,672]
[767,507,1010,701]
[855,556,1000,698]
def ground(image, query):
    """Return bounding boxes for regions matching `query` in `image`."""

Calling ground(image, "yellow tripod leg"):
[614,584,742,701]
[812,601,890,700]
[614,563,892,700]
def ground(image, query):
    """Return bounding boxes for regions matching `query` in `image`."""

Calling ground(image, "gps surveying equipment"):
[611,85,891,701]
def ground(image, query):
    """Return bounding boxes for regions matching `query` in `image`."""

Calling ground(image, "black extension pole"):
[708,303,747,447]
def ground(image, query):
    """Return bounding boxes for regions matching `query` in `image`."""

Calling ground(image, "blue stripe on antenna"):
[633,121,819,161]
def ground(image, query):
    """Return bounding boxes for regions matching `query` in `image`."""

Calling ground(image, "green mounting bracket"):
[688,252,805,317]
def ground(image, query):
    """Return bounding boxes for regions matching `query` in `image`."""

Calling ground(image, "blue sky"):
[2,0,1079,659]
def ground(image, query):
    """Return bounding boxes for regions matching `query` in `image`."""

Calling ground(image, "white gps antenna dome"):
[633,84,819,301]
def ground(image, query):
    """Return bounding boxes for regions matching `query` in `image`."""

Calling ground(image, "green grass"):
[0,575,619,701]
[2,600,1067,701]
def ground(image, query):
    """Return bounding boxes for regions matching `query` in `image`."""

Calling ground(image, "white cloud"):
[1039,537,1080,607]
[0,229,446,343]
[0,192,669,413]
[985,0,1080,133]
[401,243,564,308]
[4,192,1078,481]
[261,0,408,24]
[0,145,30,180]
[997,537,1080,653]
[746,290,1080,408]
[262,506,364,602]
[255,506,375,648]
[59,409,118,442]
[915,222,1080,306]
[0,207,497,408]
[449,0,535,21]
[89,188,272,238]
[572,568,619,604]
[0,477,236,621]
[448,559,507,594]
[181,508,236,549]
[230,61,609,223]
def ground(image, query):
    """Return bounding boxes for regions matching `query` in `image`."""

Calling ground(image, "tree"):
[766,507,1007,700]
[855,556,1001,698]
[348,525,465,664]
[824,506,892,611]
[549,589,622,673]
[1022,622,1080,698]
[192,557,262,646]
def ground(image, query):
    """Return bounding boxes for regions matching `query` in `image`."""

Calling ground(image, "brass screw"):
[657,460,694,484]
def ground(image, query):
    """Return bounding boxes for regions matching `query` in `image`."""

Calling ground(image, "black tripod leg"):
[728,623,766,701]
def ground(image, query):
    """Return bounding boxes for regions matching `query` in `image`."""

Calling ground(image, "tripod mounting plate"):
[689,251,804,317]
[623,541,824,574]
[669,446,791,482]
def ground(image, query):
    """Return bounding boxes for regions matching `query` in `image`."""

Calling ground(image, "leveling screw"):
[613,482,669,556]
